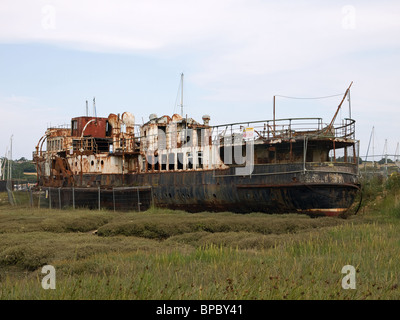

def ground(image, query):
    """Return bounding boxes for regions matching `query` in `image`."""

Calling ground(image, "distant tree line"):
[333,156,398,165]
[332,156,363,164]
[1,157,37,182]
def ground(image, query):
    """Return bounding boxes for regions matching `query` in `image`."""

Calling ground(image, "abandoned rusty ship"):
[33,83,360,216]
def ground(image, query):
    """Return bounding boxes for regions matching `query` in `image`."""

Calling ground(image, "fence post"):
[98,186,101,211]
[6,188,14,206]
[137,187,141,212]
[29,188,33,207]
[72,187,75,209]
[150,187,154,209]
[113,187,116,212]
[58,187,61,209]
[6,178,14,206]
[49,188,52,209]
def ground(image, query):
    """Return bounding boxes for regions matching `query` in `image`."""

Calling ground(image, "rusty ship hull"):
[69,163,359,215]
[35,152,360,216]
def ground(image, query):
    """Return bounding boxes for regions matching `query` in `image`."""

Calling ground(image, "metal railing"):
[211,117,356,143]
[6,186,153,212]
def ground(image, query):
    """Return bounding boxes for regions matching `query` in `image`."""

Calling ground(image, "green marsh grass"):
[0,180,400,300]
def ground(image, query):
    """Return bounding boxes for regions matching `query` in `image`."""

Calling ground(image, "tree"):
[378,158,394,165]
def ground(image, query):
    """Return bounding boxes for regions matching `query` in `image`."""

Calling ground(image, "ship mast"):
[180,73,184,117]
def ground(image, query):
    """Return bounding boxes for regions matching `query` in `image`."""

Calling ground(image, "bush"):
[0,245,49,271]
[386,172,400,192]
[360,175,384,203]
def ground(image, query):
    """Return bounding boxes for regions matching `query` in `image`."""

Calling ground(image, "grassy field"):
[0,175,400,300]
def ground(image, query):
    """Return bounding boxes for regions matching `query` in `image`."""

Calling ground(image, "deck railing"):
[212,117,356,143]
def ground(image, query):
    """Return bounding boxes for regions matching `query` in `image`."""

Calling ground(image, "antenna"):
[86,100,88,116]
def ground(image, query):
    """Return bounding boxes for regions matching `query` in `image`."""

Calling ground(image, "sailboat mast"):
[372,126,375,166]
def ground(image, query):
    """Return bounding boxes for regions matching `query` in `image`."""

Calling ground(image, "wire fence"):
[6,186,153,212]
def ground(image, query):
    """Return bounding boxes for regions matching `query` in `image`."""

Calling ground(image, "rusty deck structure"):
[33,86,360,216]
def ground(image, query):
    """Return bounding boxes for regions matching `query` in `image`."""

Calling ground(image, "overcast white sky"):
[1,0,400,160]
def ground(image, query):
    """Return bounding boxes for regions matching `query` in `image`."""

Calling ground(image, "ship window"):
[147,155,153,171]
[71,120,78,136]
[197,129,203,147]
[161,154,167,171]
[141,157,146,172]
[158,126,167,150]
[168,153,175,170]
[120,138,125,149]
[106,121,112,137]
[177,153,183,170]
[187,152,193,169]
[197,151,203,169]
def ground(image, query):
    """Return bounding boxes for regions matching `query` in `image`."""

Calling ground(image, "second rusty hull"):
[42,162,360,216]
